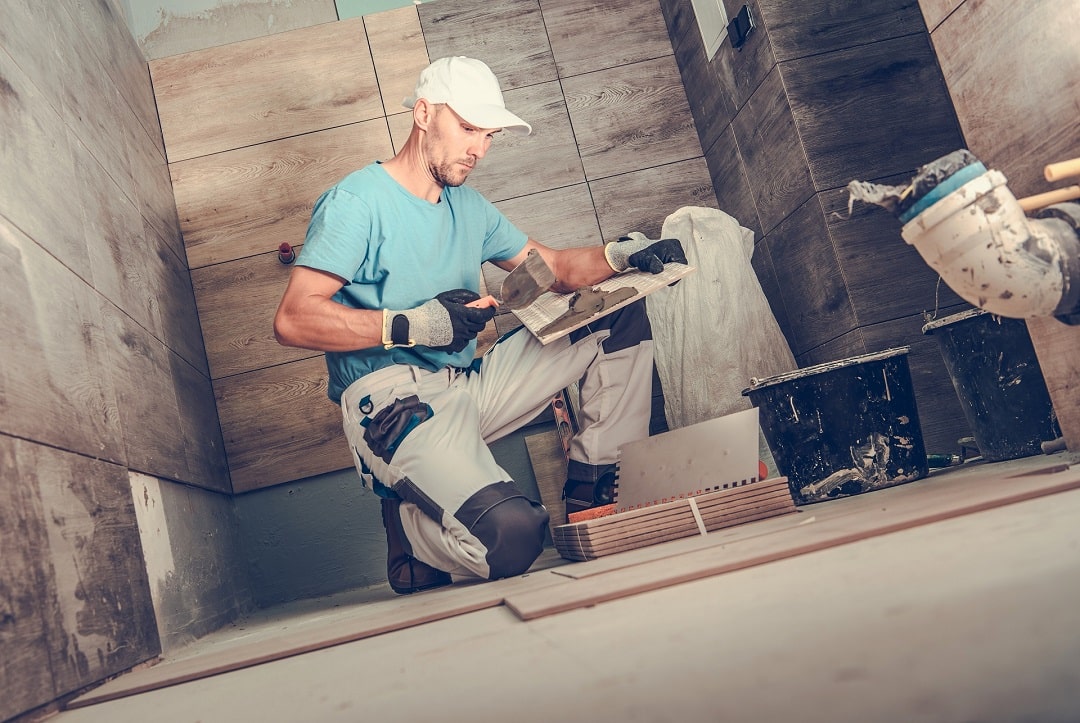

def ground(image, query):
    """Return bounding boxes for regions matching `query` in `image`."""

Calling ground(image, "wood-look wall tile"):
[101,304,189,484]
[750,238,794,349]
[563,56,701,181]
[659,0,698,50]
[730,65,813,235]
[0,434,59,721]
[123,103,185,264]
[793,326,866,368]
[782,33,963,191]
[171,355,232,492]
[705,124,762,239]
[150,17,381,163]
[172,119,394,269]
[73,139,158,338]
[13,438,159,695]
[859,314,971,455]
[365,5,429,116]
[589,157,718,242]
[766,195,856,355]
[931,1,1080,197]
[215,357,352,492]
[387,112,414,154]
[1,219,125,465]
[919,0,962,31]
[820,179,966,326]
[192,253,319,379]
[484,183,603,293]
[418,0,558,91]
[672,22,736,156]
[0,51,91,279]
[543,0,673,78]
[756,0,923,62]
[716,0,775,111]
[467,81,585,203]
[0,1,69,123]
[144,216,211,379]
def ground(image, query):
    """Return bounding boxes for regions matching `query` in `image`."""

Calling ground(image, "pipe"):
[849,151,1080,324]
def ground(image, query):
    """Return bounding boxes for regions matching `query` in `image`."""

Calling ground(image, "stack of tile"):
[552,477,795,561]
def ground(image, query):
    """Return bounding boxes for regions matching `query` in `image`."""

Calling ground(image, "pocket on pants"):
[362,394,434,464]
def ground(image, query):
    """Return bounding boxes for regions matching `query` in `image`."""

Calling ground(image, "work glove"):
[382,289,496,353]
[604,235,687,274]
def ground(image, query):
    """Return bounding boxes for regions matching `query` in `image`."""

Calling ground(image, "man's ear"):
[413,99,437,131]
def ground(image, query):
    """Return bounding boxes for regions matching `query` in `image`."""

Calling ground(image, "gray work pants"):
[340,300,654,581]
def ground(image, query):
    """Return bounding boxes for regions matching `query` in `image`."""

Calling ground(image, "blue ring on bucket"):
[898,162,987,224]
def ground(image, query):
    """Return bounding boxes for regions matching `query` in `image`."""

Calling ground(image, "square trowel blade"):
[500,249,557,310]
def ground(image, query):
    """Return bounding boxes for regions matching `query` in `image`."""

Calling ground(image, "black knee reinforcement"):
[458,482,549,580]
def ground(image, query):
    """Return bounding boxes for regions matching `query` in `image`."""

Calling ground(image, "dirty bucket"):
[742,347,928,505]
[922,308,1060,461]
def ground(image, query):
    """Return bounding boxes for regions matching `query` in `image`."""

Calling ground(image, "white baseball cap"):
[403,56,532,136]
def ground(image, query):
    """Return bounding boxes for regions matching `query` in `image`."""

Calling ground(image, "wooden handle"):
[1045,158,1080,182]
[1017,185,1080,212]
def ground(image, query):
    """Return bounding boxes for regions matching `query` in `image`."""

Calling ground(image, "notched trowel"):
[500,249,557,310]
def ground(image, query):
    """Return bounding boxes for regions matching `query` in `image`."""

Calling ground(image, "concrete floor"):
[56,455,1080,723]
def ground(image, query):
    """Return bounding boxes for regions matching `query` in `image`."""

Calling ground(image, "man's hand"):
[383,289,497,352]
[604,236,687,274]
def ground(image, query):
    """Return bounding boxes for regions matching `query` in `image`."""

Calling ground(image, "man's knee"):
[472,495,549,580]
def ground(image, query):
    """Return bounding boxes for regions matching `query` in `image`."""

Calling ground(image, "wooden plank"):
[172,119,394,269]
[589,157,717,243]
[562,55,702,182]
[781,33,964,191]
[363,5,429,117]
[215,357,353,492]
[66,564,573,709]
[466,80,585,204]
[730,65,813,235]
[764,194,856,356]
[505,460,1080,620]
[418,0,558,93]
[191,251,318,380]
[1025,317,1080,451]
[543,0,674,79]
[758,0,924,62]
[149,16,382,163]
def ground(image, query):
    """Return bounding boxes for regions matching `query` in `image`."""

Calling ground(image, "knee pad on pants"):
[468,493,549,580]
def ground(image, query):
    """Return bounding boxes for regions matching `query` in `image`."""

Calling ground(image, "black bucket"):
[922,308,1060,461]
[742,347,928,505]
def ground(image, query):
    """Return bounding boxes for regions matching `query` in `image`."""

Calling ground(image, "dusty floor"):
[55,453,1080,723]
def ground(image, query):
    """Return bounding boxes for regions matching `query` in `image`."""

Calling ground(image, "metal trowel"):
[500,249,557,310]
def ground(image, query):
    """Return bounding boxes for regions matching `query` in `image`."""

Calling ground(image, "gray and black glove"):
[604,235,687,274]
[382,289,496,353]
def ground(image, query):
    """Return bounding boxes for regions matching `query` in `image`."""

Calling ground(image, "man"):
[274,56,686,594]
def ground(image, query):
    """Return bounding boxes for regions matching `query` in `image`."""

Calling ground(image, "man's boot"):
[381,497,452,594]
[561,468,617,520]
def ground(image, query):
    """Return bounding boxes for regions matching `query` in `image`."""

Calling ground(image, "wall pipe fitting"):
[899,168,1080,322]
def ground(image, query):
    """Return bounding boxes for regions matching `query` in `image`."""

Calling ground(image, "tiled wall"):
[0,1,246,718]
[662,0,974,454]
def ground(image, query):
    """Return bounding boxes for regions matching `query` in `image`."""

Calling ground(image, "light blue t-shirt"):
[296,163,528,403]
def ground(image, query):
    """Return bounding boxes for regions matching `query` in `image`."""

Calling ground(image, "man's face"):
[423,104,500,188]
